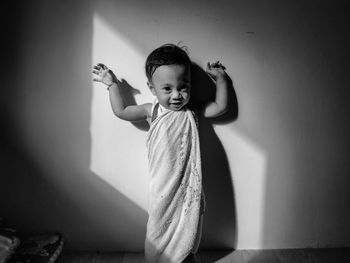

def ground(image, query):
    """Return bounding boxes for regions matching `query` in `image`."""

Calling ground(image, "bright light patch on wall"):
[90,14,153,210]
[214,125,267,249]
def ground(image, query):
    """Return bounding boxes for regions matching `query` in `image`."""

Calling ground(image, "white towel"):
[145,107,205,263]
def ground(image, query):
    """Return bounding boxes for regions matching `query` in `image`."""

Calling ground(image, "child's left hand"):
[206,61,226,81]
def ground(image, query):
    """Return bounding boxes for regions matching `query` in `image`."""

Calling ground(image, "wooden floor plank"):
[57,248,350,263]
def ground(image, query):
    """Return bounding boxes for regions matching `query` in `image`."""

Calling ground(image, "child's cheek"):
[184,94,190,105]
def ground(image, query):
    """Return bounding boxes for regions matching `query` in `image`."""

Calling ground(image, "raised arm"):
[202,61,229,118]
[92,63,151,122]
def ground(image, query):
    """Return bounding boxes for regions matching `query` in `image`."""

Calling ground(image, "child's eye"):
[163,87,171,92]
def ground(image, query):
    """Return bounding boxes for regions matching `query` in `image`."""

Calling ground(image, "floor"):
[57,248,350,263]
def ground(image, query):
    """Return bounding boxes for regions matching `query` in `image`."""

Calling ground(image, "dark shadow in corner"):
[0,116,148,251]
[118,79,150,131]
[190,63,238,250]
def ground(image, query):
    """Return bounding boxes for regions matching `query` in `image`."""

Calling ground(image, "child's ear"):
[148,81,156,96]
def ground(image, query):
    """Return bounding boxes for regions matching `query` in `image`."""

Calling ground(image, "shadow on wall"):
[0,0,147,251]
[191,63,239,249]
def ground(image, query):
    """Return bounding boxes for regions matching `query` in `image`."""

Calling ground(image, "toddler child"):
[92,44,229,263]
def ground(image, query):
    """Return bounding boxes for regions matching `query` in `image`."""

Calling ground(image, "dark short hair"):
[145,43,191,81]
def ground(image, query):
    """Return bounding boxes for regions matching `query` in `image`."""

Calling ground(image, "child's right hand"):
[206,61,226,81]
[92,63,118,86]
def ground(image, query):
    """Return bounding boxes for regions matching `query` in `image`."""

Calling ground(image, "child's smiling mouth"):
[170,102,184,109]
[171,101,183,105]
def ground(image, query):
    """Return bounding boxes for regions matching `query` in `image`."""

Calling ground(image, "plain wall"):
[1,0,350,251]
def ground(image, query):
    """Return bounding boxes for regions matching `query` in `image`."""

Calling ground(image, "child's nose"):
[172,90,181,99]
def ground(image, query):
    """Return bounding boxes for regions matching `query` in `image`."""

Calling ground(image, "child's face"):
[148,64,191,111]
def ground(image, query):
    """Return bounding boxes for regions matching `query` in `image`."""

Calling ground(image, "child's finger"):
[206,62,211,70]
[216,63,226,70]
[92,69,99,75]
[93,65,100,70]
[92,77,100,82]
[97,63,107,70]
[212,61,226,70]
[209,61,219,68]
